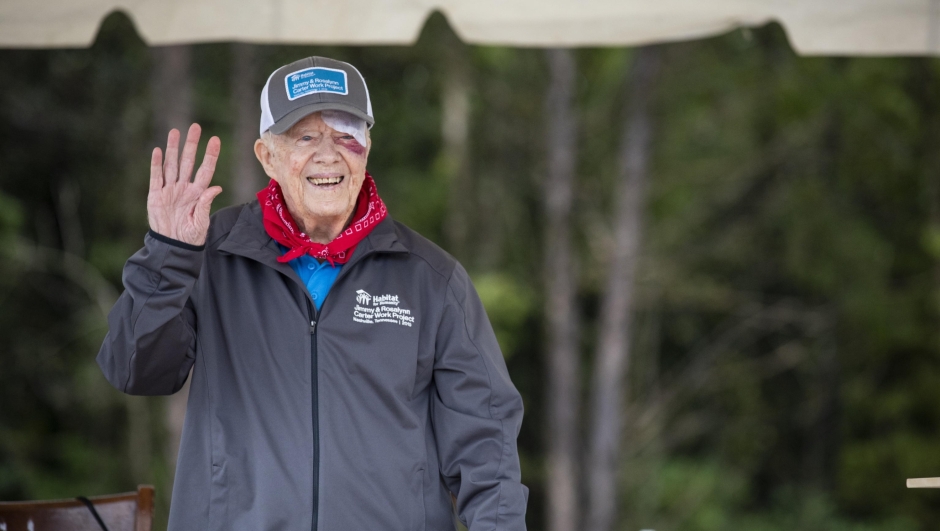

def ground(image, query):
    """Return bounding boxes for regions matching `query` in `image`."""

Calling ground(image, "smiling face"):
[254,111,370,243]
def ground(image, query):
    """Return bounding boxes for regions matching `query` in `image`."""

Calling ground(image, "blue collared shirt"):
[279,246,342,311]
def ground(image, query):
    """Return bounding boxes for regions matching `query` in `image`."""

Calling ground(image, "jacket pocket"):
[412,467,426,531]
[208,461,228,531]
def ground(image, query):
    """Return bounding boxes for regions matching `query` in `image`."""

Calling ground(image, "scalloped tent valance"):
[0,0,936,55]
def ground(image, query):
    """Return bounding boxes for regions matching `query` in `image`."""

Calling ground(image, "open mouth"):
[307,175,344,187]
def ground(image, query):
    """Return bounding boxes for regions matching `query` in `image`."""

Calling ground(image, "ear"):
[254,138,279,181]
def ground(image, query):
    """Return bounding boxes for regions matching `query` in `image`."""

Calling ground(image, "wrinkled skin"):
[254,112,371,243]
[147,124,223,246]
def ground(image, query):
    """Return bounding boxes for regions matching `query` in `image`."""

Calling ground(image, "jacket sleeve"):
[431,263,528,530]
[96,231,203,396]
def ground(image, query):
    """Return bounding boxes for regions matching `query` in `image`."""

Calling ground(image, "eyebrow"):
[291,129,323,137]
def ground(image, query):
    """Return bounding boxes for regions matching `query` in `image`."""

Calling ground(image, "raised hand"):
[148,124,223,246]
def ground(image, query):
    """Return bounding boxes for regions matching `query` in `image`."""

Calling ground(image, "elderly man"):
[97,56,528,530]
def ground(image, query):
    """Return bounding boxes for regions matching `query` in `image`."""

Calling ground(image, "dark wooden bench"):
[0,484,154,531]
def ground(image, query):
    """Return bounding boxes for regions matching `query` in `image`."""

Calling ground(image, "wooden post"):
[543,47,580,531]
[907,477,940,488]
[231,43,263,204]
[585,45,661,531]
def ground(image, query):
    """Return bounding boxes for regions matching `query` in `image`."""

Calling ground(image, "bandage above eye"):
[321,110,368,149]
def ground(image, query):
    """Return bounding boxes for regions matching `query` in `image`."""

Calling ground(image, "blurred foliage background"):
[3,10,940,531]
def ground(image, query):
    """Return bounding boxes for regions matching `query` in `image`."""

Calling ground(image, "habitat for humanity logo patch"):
[354,290,415,327]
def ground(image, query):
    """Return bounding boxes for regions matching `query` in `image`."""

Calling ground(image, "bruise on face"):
[334,135,365,156]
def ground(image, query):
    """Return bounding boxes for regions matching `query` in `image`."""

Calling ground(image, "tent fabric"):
[0,0,937,55]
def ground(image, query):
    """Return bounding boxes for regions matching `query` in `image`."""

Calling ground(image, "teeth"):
[309,176,343,185]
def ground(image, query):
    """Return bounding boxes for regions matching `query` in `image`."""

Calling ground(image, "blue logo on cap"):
[285,67,348,100]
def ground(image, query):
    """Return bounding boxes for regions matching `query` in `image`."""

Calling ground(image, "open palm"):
[148,123,223,246]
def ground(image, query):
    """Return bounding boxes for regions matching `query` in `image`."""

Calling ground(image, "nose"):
[312,137,342,164]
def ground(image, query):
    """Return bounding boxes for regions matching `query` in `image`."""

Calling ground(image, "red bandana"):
[256,173,388,265]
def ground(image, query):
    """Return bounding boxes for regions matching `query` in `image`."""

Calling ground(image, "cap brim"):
[268,103,374,135]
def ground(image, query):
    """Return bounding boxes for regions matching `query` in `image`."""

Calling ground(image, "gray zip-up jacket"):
[97,200,528,531]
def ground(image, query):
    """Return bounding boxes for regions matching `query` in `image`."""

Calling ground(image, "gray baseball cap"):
[259,56,373,136]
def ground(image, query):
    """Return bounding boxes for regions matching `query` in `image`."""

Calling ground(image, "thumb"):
[196,186,223,219]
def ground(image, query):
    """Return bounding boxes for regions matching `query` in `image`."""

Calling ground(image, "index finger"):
[193,136,222,189]
[150,147,164,192]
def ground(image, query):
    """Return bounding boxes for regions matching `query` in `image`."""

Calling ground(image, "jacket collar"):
[217,200,408,273]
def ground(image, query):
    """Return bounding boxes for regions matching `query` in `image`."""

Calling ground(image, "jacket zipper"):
[299,246,385,531]
[307,298,320,531]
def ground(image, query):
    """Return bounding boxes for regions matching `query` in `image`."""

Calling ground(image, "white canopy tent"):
[0,0,937,55]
